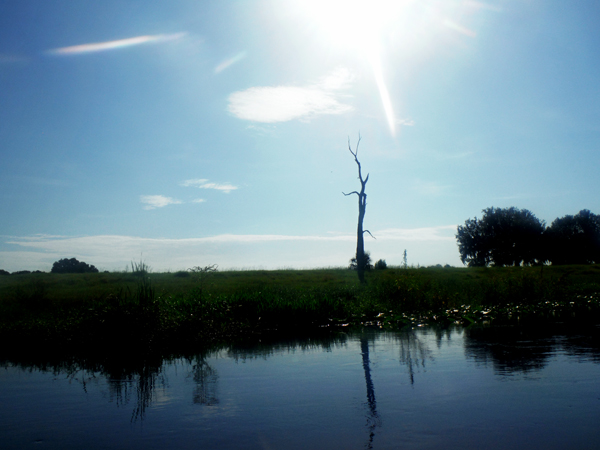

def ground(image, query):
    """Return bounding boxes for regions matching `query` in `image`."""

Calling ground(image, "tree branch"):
[364,230,376,239]
[348,134,361,158]
[343,191,360,197]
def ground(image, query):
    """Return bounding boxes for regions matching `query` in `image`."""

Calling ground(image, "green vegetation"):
[1,264,600,356]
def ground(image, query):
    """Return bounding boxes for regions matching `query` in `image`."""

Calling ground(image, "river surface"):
[2,324,600,449]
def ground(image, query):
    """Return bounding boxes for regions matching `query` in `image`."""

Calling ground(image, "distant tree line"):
[457,207,600,266]
[1,269,46,275]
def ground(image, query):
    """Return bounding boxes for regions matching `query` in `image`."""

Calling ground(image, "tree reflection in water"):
[190,356,218,406]
[360,335,380,450]
[464,320,600,375]
[105,355,219,421]
[104,358,168,422]
[359,328,434,448]
[396,329,432,385]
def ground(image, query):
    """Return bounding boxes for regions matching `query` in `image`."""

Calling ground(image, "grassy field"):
[1,264,600,354]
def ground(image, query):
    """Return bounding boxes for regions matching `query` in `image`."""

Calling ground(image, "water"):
[2,324,600,449]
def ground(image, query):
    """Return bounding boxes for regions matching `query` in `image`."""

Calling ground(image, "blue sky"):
[1,0,599,272]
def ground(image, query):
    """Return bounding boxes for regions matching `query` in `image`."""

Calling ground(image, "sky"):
[1,0,600,272]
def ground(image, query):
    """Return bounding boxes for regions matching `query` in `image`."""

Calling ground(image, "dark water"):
[2,324,600,449]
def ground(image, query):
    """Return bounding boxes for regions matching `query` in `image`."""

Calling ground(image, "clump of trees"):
[456,207,545,267]
[457,207,600,266]
[544,210,600,265]
[51,258,99,274]
[374,259,388,270]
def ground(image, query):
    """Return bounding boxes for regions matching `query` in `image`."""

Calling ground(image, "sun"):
[298,0,412,53]
[289,0,479,136]
[294,0,424,136]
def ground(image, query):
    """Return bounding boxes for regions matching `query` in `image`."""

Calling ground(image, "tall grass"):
[1,265,599,355]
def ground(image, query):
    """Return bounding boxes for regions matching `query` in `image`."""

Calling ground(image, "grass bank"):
[1,265,600,354]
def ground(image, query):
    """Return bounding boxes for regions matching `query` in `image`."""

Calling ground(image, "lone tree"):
[344,135,374,283]
[456,207,545,267]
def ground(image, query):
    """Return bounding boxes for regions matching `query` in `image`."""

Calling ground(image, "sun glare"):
[296,0,415,135]
[299,0,407,52]
[292,0,480,136]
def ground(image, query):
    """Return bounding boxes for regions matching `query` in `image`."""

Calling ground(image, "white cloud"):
[316,68,355,90]
[1,226,463,272]
[192,198,206,203]
[140,195,183,210]
[181,178,208,186]
[181,179,238,193]
[227,68,354,123]
[397,118,415,126]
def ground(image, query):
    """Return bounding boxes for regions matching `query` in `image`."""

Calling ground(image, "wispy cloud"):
[46,33,186,56]
[181,179,238,193]
[438,150,477,161]
[1,226,462,272]
[463,1,503,12]
[376,226,457,241]
[140,195,182,210]
[228,68,355,123]
[412,180,453,196]
[397,118,415,126]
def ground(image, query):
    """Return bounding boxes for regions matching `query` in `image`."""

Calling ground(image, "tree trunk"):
[356,176,367,283]
[344,136,373,284]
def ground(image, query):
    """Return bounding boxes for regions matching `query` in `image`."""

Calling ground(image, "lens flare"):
[214,51,248,74]
[369,48,396,136]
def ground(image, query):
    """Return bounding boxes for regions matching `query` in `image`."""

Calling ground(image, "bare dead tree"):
[343,135,375,283]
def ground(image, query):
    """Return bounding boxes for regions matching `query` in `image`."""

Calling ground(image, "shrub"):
[374,259,388,270]
[174,271,191,278]
[0,269,10,276]
[51,258,99,274]
[348,252,373,271]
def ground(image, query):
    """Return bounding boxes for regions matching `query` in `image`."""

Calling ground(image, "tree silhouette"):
[51,257,99,274]
[343,135,374,283]
[456,207,545,267]
[545,209,600,265]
